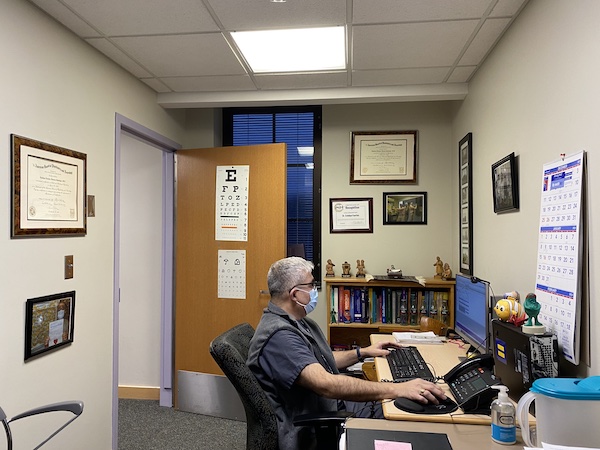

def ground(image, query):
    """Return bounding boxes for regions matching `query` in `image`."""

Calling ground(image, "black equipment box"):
[491,319,558,401]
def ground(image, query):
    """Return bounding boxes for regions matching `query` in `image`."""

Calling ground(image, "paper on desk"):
[524,444,600,450]
[392,331,445,344]
[374,440,412,450]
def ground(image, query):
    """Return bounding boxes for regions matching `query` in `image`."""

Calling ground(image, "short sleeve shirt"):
[258,328,318,390]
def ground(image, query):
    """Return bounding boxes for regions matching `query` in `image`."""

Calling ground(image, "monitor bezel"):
[454,273,491,354]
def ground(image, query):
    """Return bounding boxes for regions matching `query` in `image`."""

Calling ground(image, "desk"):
[370,334,527,427]
[345,418,525,449]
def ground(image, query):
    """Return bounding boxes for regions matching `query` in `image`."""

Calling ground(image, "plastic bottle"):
[491,385,516,445]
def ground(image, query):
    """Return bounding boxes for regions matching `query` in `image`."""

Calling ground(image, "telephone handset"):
[443,353,500,414]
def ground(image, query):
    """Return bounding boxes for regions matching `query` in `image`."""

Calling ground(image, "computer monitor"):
[454,273,491,354]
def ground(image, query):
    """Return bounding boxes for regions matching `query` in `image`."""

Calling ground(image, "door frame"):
[113,114,180,449]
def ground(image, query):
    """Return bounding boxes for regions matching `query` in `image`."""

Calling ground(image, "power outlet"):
[65,255,74,279]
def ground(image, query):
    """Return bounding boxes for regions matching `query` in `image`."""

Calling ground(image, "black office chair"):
[1,400,83,450]
[209,323,350,450]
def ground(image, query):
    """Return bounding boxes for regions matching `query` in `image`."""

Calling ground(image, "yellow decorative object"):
[494,298,526,326]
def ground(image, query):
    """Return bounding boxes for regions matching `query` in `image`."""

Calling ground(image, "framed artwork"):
[350,131,417,184]
[459,133,473,275]
[383,192,427,225]
[11,134,87,237]
[329,198,373,233]
[25,291,76,360]
[492,152,519,213]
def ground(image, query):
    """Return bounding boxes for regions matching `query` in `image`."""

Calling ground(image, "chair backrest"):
[209,323,278,450]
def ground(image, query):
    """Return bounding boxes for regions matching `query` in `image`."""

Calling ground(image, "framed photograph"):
[329,198,373,233]
[11,134,87,237]
[350,131,417,184]
[492,152,519,213]
[383,192,427,225]
[459,133,473,275]
[25,291,76,361]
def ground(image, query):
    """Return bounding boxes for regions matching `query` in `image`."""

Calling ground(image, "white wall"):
[0,1,185,448]
[119,133,163,388]
[315,102,456,331]
[452,0,598,376]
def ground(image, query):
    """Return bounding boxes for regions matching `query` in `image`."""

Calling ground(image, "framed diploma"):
[329,198,373,233]
[11,135,87,237]
[350,131,417,184]
[25,291,76,360]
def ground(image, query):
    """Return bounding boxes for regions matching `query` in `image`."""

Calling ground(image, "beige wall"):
[0,0,185,448]
[452,0,597,376]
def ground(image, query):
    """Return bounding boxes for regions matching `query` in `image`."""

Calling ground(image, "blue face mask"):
[296,288,318,314]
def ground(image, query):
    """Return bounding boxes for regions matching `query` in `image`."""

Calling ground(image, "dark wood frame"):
[492,152,519,213]
[11,134,87,237]
[459,133,473,275]
[383,192,427,225]
[25,291,76,361]
[329,197,373,233]
[350,131,417,184]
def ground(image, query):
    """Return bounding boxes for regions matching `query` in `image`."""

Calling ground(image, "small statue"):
[341,261,351,278]
[325,259,335,277]
[494,296,526,326]
[356,259,366,277]
[522,292,545,335]
[433,256,443,278]
[442,263,453,280]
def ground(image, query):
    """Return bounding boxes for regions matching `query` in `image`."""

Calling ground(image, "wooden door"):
[174,144,286,384]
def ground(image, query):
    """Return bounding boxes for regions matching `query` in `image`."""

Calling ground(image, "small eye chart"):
[218,249,246,299]
[535,151,585,365]
[216,165,249,242]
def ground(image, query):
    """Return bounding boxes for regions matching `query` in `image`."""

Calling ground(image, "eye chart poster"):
[216,166,249,241]
[535,151,585,364]
[218,250,246,299]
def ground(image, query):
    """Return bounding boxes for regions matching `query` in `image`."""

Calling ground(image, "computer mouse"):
[394,396,458,415]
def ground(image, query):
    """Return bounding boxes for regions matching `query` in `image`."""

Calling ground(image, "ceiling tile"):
[254,72,348,90]
[352,67,450,86]
[140,78,172,93]
[86,38,153,78]
[161,75,256,92]
[61,0,219,36]
[353,21,479,69]
[490,0,528,17]
[111,34,247,77]
[207,0,346,30]
[353,0,493,23]
[30,0,101,37]
[459,18,511,66]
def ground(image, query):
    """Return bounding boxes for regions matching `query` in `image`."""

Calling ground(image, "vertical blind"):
[227,108,320,267]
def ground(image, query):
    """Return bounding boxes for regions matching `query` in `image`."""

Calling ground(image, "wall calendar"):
[535,151,585,365]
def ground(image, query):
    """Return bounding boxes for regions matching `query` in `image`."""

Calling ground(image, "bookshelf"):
[324,277,455,349]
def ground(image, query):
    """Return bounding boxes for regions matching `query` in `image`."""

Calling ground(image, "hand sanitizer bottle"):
[491,385,516,445]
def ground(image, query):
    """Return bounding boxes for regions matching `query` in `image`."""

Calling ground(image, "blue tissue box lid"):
[531,376,600,400]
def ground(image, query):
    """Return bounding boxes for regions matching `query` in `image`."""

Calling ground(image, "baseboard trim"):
[118,386,160,400]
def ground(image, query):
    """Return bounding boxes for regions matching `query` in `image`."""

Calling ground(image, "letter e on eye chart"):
[218,250,246,299]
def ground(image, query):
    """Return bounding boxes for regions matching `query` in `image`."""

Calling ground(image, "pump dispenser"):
[491,385,516,445]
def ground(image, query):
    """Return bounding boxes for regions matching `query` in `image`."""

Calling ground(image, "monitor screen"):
[454,273,490,353]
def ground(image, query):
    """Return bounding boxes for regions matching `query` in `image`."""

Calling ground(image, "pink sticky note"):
[374,439,412,450]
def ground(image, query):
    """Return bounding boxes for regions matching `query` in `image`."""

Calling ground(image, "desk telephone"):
[443,353,500,414]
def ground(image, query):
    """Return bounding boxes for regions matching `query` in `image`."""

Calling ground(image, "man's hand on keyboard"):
[362,340,402,358]
[395,379,446,404]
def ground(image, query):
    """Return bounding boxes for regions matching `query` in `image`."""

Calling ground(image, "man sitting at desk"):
[247,257,446,449]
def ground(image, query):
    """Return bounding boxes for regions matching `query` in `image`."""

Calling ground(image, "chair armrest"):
[293,410,353,427]
[10,401,83,422]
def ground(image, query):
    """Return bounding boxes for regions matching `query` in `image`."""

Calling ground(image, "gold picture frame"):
[350,131,417,184]
[11,134,87,237]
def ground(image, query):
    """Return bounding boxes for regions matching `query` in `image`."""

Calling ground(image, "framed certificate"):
[329,198,373,233]
[11,135,87,237]
[350,131,417,184]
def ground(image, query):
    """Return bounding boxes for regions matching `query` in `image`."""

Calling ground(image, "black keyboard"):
[385,346,435,382]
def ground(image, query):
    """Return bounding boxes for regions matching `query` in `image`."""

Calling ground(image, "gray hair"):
[267,257,314,298]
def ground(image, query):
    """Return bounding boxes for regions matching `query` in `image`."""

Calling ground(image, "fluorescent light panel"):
[231,26,346,73]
